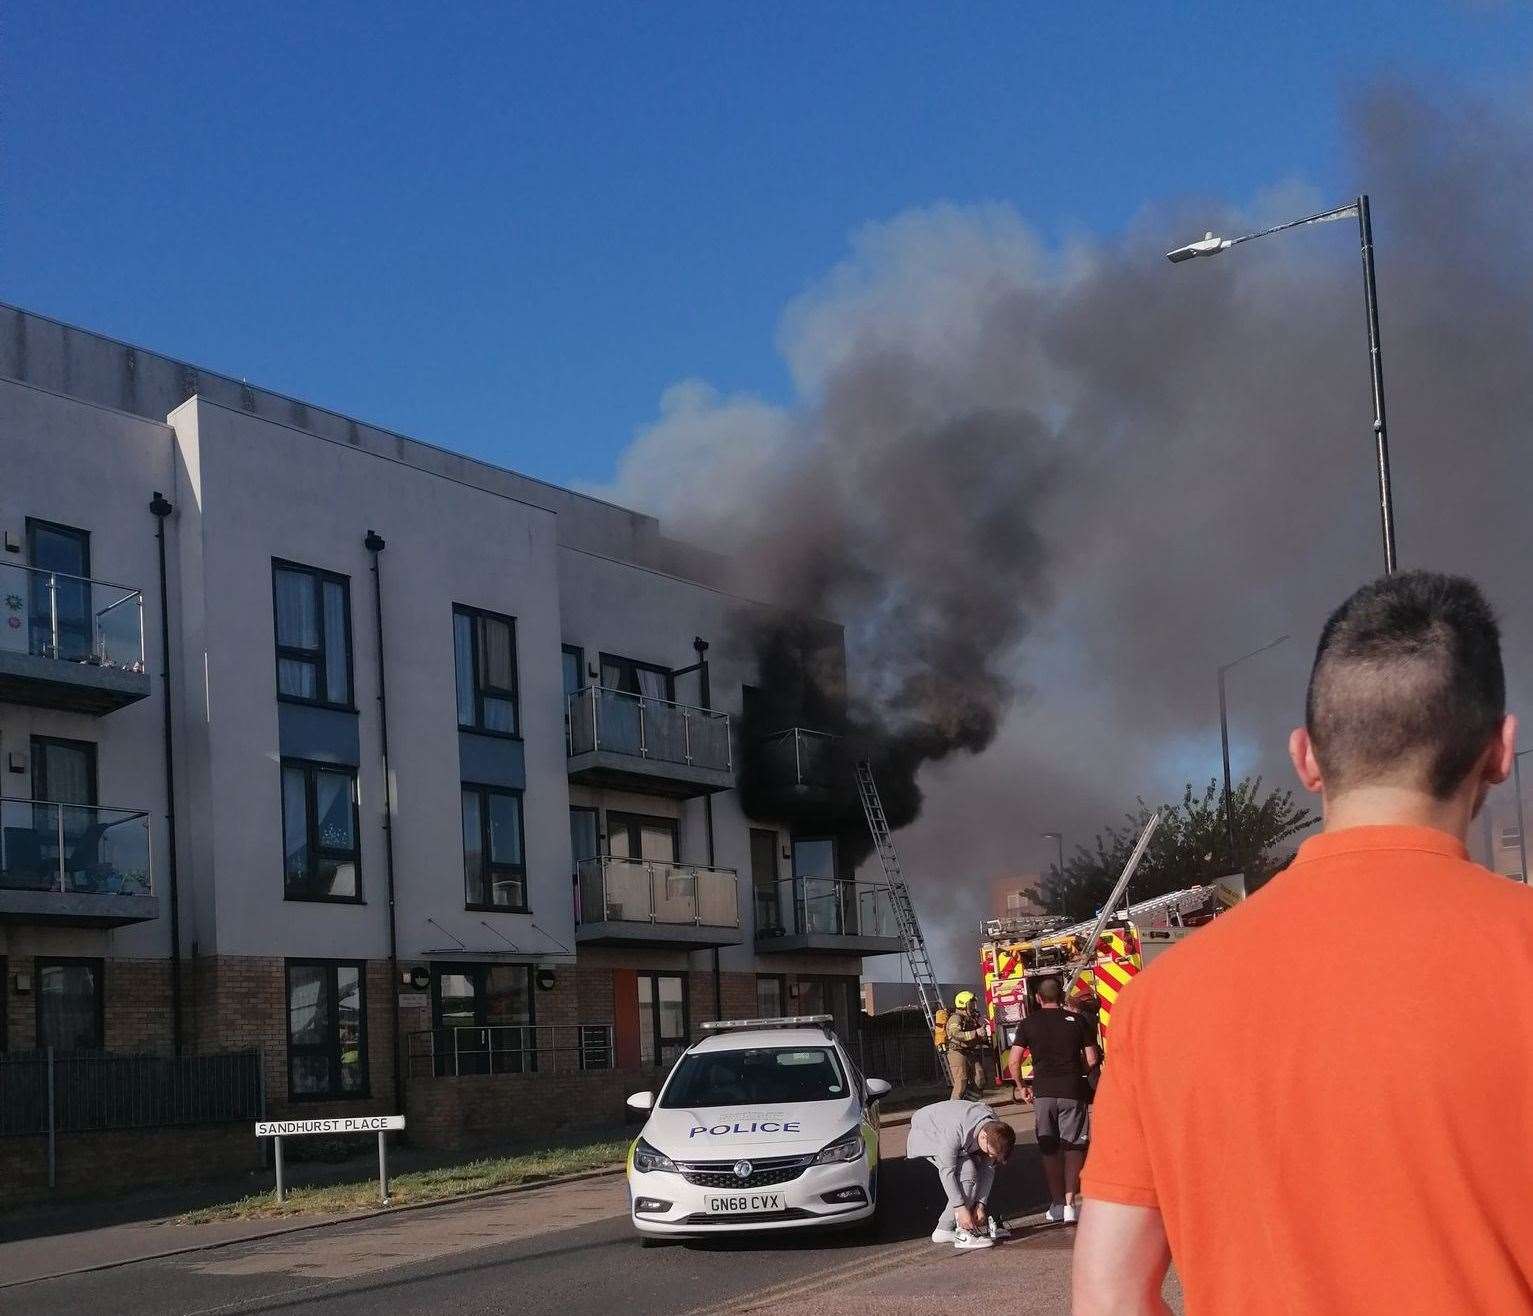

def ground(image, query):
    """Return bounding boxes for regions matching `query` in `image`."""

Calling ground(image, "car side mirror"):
[626,1090,654,1112]
[865,1078,892,1100]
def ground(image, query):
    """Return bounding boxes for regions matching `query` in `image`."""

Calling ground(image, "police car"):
[625,1015,890,1238]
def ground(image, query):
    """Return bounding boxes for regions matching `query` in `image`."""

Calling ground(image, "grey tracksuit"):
[906,1099,999,1231]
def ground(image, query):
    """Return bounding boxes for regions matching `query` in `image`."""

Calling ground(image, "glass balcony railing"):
[756,728,837,791]
[566,686,731,773]
[0,560,145,673]
[754,877,898,940]
[577,856,740,928]
[0,798,153,897]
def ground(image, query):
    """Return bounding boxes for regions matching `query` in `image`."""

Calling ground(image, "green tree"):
[1036,777,1317,922]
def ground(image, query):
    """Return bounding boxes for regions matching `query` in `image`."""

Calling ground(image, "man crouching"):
[906,1098,1016,1249]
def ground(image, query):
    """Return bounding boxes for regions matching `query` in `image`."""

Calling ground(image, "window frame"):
[35,956,105,1052]
[755,973,788,1020]
[598,653,675,702]
[26,518,92,660]
[285,958,370,1102]
[461,782,529,913]
[271,559,356,711]
[453,604,521,739]
[636,970,689,1071]
[30,735,98,805]
[280,758,363,904]
[605,811,680,863]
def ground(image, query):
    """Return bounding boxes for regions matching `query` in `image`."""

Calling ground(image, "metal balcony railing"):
[406,1023,616,1078]
[0,560,145,672]
[0,798,152,897]
[756,727,837,789]
[566,686,732,772]
[754,876,898,940]
[577,856,740,928]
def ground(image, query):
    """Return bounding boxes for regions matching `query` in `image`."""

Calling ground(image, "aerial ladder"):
[856,761,943,1042]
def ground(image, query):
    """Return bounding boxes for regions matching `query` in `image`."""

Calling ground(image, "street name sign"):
[256,1115,405,1137]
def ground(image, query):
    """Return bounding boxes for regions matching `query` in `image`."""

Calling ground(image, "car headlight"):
[632,1137,679,1174]
[813,1127,865,1165]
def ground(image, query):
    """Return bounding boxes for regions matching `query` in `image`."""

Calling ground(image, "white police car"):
[625,1015,890,1238]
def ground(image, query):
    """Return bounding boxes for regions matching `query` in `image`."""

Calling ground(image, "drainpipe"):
[694,636,722,1023]
[365,530,405,1117]
[149,493,184,1056]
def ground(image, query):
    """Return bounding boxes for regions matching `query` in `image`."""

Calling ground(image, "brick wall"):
[406,1066,645,1151]
[0,1123,263,1206]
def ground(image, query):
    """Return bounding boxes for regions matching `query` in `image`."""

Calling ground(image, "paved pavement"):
[0,1105,1183,1315]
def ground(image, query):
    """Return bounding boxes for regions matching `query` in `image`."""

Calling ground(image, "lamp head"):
[1166,232,1229,263]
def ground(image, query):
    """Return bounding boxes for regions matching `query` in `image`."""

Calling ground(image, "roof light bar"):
[700,1014,835,1034]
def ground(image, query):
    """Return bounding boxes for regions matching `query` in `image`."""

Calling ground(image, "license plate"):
[705,1192,784,1213]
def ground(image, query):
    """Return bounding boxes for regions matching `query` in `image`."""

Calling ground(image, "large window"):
[272,561,353,707]
[756,974,786,1020]
[282,760,361,901]
[462,784,526,910]
[286,961,368,1099]
[27,519,91,661]
[37,958,103,1051]
[600,654,673,701]
[431,964,535,1075]
[607,812,679,863]
[454,606,519,735]
[637,971,688,1070]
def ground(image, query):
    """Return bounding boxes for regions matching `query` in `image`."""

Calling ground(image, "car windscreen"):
[659,1046,849,1108]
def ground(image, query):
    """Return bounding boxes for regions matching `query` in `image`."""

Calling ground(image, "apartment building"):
[0,304,902,1184]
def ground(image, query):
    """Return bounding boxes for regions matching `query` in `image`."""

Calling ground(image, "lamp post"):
[1218,636,1290,871]
[1514,751,1531,885]
[1041,831,1064,878]
[1167,195,1397,575]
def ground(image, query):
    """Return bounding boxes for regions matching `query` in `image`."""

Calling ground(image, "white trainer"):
[931,1226,958,1243]
[987,1216,1012,1240]
[953,1227,995,1250]
[1045,1203,1066,1223]
[1063,1202,1079,1224]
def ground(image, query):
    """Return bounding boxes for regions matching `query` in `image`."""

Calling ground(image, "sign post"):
[255,1115,406,1205]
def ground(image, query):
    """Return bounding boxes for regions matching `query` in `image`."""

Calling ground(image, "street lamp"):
[1218,635,1290,872]
[1041,831,1065,877]
[1514,751,1532,885]
[1167,195,1397,576]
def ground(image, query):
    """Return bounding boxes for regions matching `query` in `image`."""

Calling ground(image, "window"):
[37,958,103,1051]
[462,784,526,910]
[756,974,786,1020]
[599,654,673,702]
[454,605,519,735]
[607,812,678,863]
[27,519,91,661]
[637,971,688,1069]
[286,960,368,1099]
[661,1046,847,1108]
[431,964,535,1075]
[281,760,361,901]
[272,561,353,706]
[562,645,585,751]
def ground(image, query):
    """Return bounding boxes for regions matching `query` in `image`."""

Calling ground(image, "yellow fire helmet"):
[954,990,976,1009]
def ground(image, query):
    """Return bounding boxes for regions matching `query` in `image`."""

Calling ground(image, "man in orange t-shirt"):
[1074,571,1533,1315]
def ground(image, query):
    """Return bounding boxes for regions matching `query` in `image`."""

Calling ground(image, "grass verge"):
[177,1136,629,1224]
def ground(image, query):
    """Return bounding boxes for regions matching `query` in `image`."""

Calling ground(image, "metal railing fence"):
[0,797,153,896]
[566,685,732,772]
[0,559,146,670]
[754,877,898,940]
[407,1023,615,1079]
[577,856,740,928]
[756,727,837,789]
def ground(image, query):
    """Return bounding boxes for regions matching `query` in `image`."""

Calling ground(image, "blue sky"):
[5,2,1530,490]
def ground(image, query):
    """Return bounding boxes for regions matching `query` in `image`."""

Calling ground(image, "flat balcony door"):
[27,521,91,661]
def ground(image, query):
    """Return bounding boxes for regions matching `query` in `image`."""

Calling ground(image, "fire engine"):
[980,876,1244,1082]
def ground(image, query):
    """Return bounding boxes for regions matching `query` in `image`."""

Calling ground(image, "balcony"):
[0,799,158,926]
[745,727,841,817]
[0,562,149,714]
[566,686,733,798]
[575,856,743,949]
[754,877,904,956]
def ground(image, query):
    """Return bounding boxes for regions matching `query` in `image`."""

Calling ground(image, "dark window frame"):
[35,956,105,1052]
[461,782,528,913]
[25,518,92,660]
[30,735,98,805]
[637,970,689,1071]
[271,559,356,711]
[598,652,675,702]
[453,604,522,739]
[285,958,370,1102]
[562,644,586,752]
[755,973,788,1019]
[605,811,680,862]
[280,758,363,904]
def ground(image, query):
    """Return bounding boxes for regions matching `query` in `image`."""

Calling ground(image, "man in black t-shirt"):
[1016,976,1099,1223]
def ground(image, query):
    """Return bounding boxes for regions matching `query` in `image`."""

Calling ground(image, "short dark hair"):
[980,1120,1016,1160]
[1306,571,1504,798]
[1036,977,1063,1005]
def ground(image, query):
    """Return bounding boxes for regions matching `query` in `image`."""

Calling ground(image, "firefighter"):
[945,990,989,1100]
